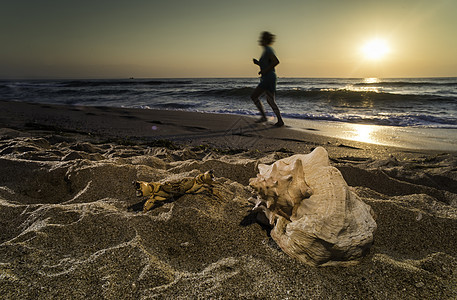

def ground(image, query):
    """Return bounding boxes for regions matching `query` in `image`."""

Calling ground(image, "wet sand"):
[1,100,456,299]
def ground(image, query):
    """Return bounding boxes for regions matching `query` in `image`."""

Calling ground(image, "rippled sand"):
[1,101,456,298]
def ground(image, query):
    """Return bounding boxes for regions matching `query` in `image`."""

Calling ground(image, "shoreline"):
[285,118,457,152]
[1,99,455,156]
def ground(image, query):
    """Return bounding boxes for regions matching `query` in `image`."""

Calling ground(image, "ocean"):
[1,77,456,129]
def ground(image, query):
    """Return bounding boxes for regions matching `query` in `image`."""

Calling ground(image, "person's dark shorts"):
[258,72,277,93]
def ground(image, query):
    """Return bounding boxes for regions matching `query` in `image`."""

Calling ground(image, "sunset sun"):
[361,38,390,60]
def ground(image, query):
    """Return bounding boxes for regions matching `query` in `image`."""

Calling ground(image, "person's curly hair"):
[261,31,275,45]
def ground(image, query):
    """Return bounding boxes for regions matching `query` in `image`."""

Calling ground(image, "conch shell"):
[249,147,376,266]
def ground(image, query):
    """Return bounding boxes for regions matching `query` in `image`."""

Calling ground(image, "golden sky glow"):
[0,0,456,78]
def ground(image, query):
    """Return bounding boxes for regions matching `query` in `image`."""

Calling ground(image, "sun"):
[361,38,390,60]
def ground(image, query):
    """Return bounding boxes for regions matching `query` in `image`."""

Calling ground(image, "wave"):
[195,87,453,103]
[353,80,457,87]
[196,87,253,97]
[61,80,194,88]
[48,89,136,97]
[208,109,457,128]
[319,113,457,128]
[1,78,455,129]
[153,102,199,109]
[196,87,339,98]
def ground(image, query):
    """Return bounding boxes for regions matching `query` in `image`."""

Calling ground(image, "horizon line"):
[1,75,457,80]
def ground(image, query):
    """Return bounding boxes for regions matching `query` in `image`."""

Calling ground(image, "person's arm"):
[259,52,279,75]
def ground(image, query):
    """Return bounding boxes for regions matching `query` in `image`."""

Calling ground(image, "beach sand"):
[1,100,456,299]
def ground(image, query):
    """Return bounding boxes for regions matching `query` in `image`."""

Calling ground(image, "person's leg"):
[265,91,284,126]
[250,86,267,122]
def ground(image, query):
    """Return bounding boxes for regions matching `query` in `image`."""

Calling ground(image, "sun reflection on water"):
[364,77,380,84]
[345,78,382,93]
[346,124,378,144]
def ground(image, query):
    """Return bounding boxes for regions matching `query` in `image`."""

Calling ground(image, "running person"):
[251,31,284,127]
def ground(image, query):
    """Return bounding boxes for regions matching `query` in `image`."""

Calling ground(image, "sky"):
[1,0,456,79]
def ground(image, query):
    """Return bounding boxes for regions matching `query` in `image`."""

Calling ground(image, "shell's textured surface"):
[249,147,377,266]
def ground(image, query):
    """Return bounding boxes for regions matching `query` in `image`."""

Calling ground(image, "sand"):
[0,100,456,299]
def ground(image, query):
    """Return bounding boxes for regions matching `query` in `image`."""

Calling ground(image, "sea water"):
[1,77,456,130]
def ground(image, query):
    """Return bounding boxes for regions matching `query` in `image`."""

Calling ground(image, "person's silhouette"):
[251,31,284,127]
